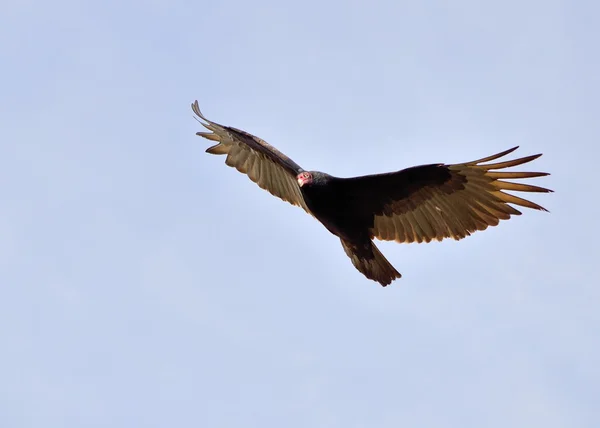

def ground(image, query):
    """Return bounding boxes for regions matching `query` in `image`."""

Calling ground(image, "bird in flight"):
[192,101,551,286]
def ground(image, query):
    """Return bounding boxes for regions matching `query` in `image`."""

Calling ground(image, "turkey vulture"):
[192,101,551,286]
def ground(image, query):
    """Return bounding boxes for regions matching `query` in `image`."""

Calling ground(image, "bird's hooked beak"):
[297,172,312,187]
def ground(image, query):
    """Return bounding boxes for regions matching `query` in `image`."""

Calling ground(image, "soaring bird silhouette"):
[192,101,551,286]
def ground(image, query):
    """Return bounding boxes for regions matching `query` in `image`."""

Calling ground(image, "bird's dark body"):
[300,174,370,242]
[300,167,454,243]
[191,100,552,286]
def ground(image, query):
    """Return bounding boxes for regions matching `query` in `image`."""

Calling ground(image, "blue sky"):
[1,0,599,427]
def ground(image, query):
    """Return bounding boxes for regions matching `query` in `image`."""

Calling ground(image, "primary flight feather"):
[192,100,552,286]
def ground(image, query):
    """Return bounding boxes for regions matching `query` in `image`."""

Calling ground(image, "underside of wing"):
[370,146,552,243]
[192,101,309,212]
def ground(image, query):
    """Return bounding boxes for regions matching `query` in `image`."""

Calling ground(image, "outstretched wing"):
[192,101,308,211]
[342,147,552,243]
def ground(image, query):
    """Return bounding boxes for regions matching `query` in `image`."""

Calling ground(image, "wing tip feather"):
[466,146,520,165]
[191,100,213,124]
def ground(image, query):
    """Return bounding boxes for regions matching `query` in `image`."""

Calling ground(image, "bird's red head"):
[297,171,313,187]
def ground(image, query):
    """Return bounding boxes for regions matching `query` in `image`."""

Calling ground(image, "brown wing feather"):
[191,101,309,212]
[364,147,552,243]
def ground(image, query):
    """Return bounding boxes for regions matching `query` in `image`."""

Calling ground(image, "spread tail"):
[340,239,401,287]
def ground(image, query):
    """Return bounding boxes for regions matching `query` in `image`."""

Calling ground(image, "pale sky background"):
[1,1,599,427]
